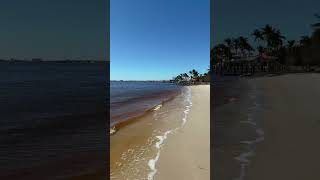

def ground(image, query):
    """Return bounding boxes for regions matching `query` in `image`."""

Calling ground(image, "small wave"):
[147,87,193,180]
[234,84,264,180]
[110,91,181,132]
[147,130,172,180]
[110,126,117,135]
[153,104,162,111]
[182,87,192,127]
[234,128,265,180]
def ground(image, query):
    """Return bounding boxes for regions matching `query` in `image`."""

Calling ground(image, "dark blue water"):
[110,81,180,127]
[0,61,108,179]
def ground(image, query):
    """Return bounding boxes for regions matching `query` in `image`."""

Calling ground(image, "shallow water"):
[212,77,265,180]
[110,86,192,180]
[110,81,180,127]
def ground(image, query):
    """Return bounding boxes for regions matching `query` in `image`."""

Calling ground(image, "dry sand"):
[246,73,320,180]
[156,85,210,180]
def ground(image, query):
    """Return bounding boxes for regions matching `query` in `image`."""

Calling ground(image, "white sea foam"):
[234,84,264,180]
[147,130,172,180]
[110,126,117,135]
[147,87,193,180]
[153,104,162,111]
[181,87,192,127]
[234,127,265,180]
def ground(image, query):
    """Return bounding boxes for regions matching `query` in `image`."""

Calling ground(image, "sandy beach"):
[246,73,320,180]
[110,85,210,180]
[156,85,210,179]
[213,73,320,180]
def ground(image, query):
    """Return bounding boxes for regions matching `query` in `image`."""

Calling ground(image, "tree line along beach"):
[211,14,320,180]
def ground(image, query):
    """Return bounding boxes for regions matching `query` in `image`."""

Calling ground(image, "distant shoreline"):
[110,80,211,85]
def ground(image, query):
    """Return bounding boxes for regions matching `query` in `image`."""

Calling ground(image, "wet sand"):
[246,73,320,180]
[213,73,320,180]
[212,77,258,180]
[156,85,210,179]
[110,87,193,179]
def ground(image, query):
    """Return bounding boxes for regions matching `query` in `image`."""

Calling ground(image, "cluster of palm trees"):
[173,68,210,83]
[252,25,286,59]
[212,36,254,63]
[212,24,286,64]
[211,13,320,66]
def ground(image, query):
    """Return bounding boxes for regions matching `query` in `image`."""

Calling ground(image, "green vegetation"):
[173,68,210,84]
[211,14,320,68]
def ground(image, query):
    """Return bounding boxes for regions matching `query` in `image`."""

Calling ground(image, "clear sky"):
[110,0,210,81]
[0,0,107,60]
[212,0,320,46]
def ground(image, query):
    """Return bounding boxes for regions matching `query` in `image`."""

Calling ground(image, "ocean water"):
[110,85,192,180]
[110,81,181,127]
[0,61,108,179]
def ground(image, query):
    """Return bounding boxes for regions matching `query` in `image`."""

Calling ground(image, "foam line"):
[147,87,193,180]
[147,130,172,180]
[234,85,264,180]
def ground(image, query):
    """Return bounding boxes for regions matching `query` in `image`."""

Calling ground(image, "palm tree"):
[252,29,264,43]
[262,24,274,39]
[189,69,199,81]
[237,36,253,57]
[261,24,275,50]
[182,73,189,80]
[213,44,229,63]
[174,74,183,82]
[272,30,285,50]
[257,24,285,55]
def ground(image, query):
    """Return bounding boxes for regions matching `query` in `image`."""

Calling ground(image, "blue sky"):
[110,0,210,80]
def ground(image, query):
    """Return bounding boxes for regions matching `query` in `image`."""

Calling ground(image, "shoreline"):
[110,85,210,179]
[110,86,190,179]
[110,89,182,136]
[246,73,320,180]
[109,84,210,135]
[156,85,210,179]
[212,77,257,180]
[213,73,320,180]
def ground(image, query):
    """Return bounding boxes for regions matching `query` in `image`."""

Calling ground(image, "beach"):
[213,73,320,180]
[156,85,210,179]
[110,85,210,179]
[246,73,320,180]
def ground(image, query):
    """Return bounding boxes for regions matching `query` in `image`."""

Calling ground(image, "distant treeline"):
[173,68,210,83]
[210,13,320,66]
